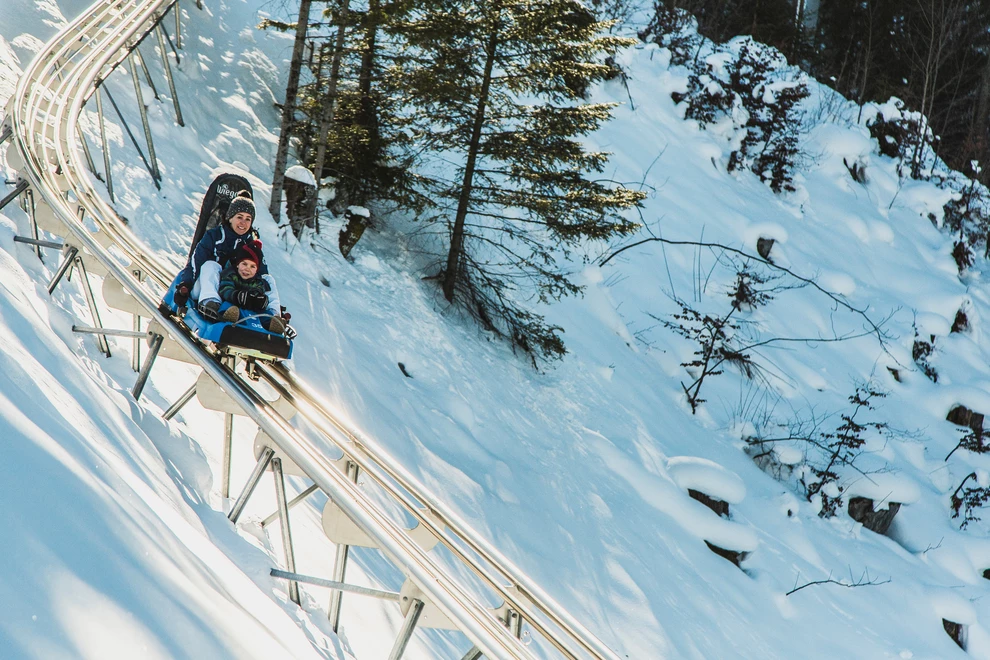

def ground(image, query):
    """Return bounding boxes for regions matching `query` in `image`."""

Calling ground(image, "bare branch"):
[786,569,891,596]
[600,235,896,349]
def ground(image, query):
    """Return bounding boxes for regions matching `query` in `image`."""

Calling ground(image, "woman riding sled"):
[171,190,284,328]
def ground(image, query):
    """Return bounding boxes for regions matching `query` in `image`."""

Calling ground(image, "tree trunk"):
[442,12,501,303]
[972,52,990,184]
[336,0,381,258]
[357,0,379,104]
[298,42,325,168]
[910,0,959,177]
[269,0,313,224]
[306,0,351,237]
[855,1,874,123]
[354,0,381,148]
[911,0,937,177]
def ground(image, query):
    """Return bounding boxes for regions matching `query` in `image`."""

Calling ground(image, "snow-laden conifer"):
[386,0,646,360]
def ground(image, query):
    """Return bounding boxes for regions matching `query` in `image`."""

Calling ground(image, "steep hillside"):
[5,1,990,659]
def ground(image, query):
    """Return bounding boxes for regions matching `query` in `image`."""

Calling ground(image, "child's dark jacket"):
[218,265,269,304]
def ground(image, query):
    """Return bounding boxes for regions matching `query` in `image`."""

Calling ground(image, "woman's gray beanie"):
[225,191,256,223]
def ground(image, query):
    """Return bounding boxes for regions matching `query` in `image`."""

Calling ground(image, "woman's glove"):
[174,283,192,306]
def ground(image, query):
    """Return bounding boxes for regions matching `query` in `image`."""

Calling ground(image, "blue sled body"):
[162,275,293,361]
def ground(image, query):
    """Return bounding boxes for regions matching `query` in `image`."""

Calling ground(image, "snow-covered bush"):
[724,41,809,193]
[912,323,938,383]
[673,38,809,193]
[801,383,888,518]
[951,471,990,530]
[660,262,781,413]
[940,167,990,270]
[747,382,894,520]
[866,98,937,180]
[637,1,701,66]
[676,58,736,128]
[945,428,990,462]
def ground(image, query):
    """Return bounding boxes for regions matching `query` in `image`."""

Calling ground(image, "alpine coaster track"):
[1,2,622,659]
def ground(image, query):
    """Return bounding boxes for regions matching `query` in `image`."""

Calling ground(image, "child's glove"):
[232,290,267,311]
[246,290,268,311]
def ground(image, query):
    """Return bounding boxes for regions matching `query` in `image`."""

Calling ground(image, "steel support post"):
[72,326,149,339]
[163,382,196,420]
[158,20,181,64]
[95,87,114,201]
[508,610,523,639]
[47,246,78,294]
[228,446,275,523]
[460,647,483,660]
[174,1,182,50]
[272,457,300,605]
[128,53,160,182]
[0,123,11,144]
[131,269,143,372]
[14,237,63,250]
[79,130,99,177]
[0,180,29,211]
[219,356,236,497]
[134,47,160,100]
[388,599,424,660]
[132,333,163,400]
[460,607,516,660]
[156,25,184,126]
[24,189,43,261]
[74,252,111,357]
[328,460,359,631]
[102,88,160,190]
[270,569,401,601]
[132,312,142,372]
[261,483,319,527]
[327,527,352,630]
[221,412,234,498]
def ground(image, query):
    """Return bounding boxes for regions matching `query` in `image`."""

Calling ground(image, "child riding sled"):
[217,240,286,335]
[171,190,286,333]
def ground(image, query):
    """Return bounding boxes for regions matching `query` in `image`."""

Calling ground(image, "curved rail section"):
[3,2,621,659]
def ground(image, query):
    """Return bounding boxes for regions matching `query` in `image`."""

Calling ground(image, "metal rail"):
[6,2,620,659]
[257,363,621,660]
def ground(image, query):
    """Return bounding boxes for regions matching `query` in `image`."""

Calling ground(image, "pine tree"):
[386,0,645,360]
[291,0,419,252]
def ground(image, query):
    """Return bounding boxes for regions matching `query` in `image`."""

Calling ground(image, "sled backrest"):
[188,173,253,259]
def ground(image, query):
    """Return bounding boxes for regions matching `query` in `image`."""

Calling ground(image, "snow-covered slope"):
[5,1,990,658]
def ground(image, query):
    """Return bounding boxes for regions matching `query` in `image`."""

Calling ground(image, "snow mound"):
[668,456,746,504]
[915,311,951,337]
[842,471,921,505]
[285,165,315,186]
[929,587,977,626]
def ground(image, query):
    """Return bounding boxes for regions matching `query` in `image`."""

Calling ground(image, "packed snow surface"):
[6,0,990,659]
